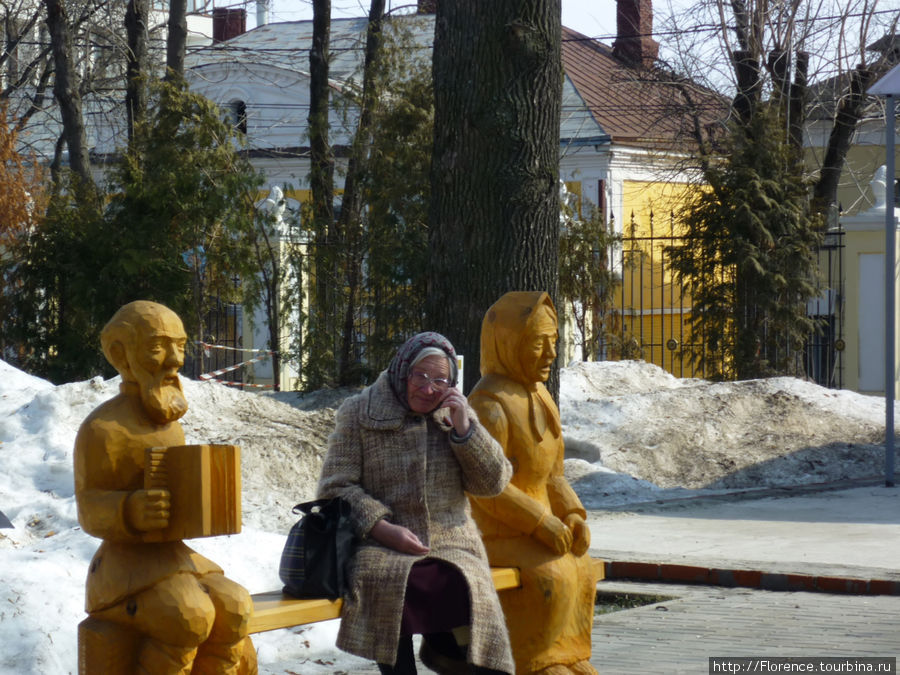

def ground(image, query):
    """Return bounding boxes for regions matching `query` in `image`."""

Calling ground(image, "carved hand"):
[126,488,171,531]
[369,519,430,555]
[533,513,573,555]
[564,513,591,557]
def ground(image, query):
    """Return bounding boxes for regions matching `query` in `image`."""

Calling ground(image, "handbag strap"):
[292,497,341,516]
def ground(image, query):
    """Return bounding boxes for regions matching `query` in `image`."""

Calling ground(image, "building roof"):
[186,17,429,89]
[185,15,724,153]
[561,26,727,151]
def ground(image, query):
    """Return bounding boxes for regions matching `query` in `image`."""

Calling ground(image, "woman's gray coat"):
[317,371,515,671]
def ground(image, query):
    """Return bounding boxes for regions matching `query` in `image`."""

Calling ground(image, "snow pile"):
[561,361,884,505]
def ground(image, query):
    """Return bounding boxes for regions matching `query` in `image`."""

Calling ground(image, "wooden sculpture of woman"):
[468,291,597,675]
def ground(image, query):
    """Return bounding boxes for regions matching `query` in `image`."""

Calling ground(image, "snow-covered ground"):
[0,359,886,674]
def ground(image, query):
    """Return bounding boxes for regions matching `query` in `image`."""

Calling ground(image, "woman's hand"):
[564,513,591,557]
[533,513,573,555]
[369,519,430,555]
[440,387,470,437]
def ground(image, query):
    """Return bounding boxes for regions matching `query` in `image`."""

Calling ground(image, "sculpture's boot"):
[569,659,598,674]
[191,638,245,675]
[136,639,196,675]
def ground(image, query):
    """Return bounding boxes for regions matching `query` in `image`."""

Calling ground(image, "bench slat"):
[248,566,521,634]
[250,595,344,633]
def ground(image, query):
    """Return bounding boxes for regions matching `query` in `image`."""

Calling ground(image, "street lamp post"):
[869,63,900,487]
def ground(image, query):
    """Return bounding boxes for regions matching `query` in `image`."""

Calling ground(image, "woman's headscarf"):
[479,291,561,436]
[387,331,458,409]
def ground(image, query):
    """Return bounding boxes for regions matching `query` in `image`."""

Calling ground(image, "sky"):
[254,0,620,38]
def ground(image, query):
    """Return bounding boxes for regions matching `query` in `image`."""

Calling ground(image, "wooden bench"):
[248,566,522,634]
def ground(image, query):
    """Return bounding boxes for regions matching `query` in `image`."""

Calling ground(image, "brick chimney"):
[213,7,246,43]
[612,0,659,68]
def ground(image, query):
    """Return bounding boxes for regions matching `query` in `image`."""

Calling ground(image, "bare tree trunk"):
[428,0,562,394]
[813,65,876,215]
[270,267,281,391]
[307,0,335,387]
[1,9,42,87]
[125,0,149,142]
[336,0,385,384]
[721,0,884,223]
[0,9,56,133]
[732,50,760,123]
[44,0,94,191]
[788,51,808,150]
[11,57,54,132]
[166,0,187,80]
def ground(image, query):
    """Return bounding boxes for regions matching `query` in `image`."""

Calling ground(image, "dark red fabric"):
[400,558,471,636]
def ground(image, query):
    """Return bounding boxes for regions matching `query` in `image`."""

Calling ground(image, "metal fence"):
[298,241,427,386]
[606,212,845,388]
[184,298,244,384]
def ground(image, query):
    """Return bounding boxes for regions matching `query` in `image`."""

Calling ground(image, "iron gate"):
[605,213,844,387]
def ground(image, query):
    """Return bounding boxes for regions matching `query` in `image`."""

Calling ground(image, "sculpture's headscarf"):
[480,291,561,436]
[387,331,458,409]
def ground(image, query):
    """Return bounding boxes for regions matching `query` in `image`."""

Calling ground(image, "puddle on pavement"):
[595,591,677,615]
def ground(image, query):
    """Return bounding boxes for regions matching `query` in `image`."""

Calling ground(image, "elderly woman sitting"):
[317,332,515,675]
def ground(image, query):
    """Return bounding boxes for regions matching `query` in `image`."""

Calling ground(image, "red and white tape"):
[197,343,277,386]
[197,341,275,355]
[205,379,275,389]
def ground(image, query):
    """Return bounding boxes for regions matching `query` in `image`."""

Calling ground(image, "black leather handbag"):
[278,497,357,599]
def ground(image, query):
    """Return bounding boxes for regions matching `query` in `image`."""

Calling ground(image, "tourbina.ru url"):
[709,658,895,673]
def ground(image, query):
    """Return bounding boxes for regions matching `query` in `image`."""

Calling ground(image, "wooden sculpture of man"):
[74,300,256,674]
[469,291,598,675]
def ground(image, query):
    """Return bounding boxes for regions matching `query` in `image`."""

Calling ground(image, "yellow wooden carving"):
[74,300,256,675]
[469,291,598,675]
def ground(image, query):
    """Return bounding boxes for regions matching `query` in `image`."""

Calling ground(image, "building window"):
[229,100,247,135]
[188,0,214,11]
[597,179,607,223]
[154,1,212,12]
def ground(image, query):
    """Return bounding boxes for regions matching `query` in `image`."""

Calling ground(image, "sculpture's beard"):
[139,375,188,424]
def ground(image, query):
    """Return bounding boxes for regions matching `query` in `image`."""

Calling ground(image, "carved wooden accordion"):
[143,444,242,542]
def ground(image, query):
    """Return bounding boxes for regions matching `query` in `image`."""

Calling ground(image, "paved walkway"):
[583,480,900,672]
[590,581,899,673]
[587,480,900,590]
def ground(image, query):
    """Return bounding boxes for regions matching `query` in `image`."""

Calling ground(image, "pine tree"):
[668,105,823,380]
[4,79,266,382]
[104,78,266,361]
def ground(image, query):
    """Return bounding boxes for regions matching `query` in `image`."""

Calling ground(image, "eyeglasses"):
[409,370,452,392]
